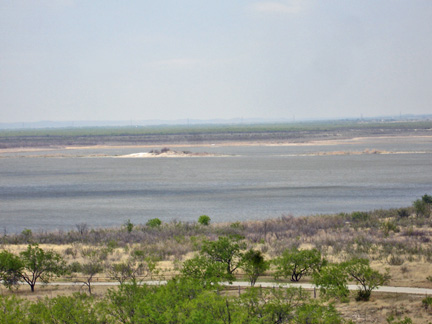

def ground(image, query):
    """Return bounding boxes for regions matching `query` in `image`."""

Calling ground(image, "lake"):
[1,136,431,233]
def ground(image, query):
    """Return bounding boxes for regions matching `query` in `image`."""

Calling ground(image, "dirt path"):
[40,281,432,295]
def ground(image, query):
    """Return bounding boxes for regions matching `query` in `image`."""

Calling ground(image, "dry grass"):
[336,293,432,324]
[0,283,112,302]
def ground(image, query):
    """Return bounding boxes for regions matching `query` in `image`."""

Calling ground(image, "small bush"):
[146,218,162,228]
[230,221,244,229]
[422,296,432,310]
[64,247,77,258]
[386,315,413,324]
[387,254,404,266]
[132,249,146,260]
[69,261,82,273]
[400,266,409,274]
[124,219,134,233]
[351,211,370,223]
[21,229,32,243]
[413,195,432,218]
[198,215,211,226]
[75,223,88,235]
[107,239,118,251]
[381,221,400,236]
[422,194,432,204]
[355,289,371,301]
[397,208,410,218]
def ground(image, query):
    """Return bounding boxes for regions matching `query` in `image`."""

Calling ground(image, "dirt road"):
[39,281,432,295]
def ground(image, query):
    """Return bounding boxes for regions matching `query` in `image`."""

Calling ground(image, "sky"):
[1,0,432,124]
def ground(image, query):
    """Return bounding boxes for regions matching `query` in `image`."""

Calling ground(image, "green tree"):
[78,248,104,295]
[240,249,269,286]
[273,248,326,282]
[201,235,246,278]
[422,194,432,204]
[108,258,152,284]
[146,218,162,228]
[0,250,23,290]
[19,244,67,292]
[21,229,33,243]
[124,219,134,233]
[198,215,211,226]
[180,255,229,285]
[343,258,390,301]
[413,194,432,217]
[81,262,103,295]
[312,263,350,301]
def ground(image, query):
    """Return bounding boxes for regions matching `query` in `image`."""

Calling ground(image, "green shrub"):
[413,194,432,217]
[296,303,344,324]
[132,249,146,260]
[124,219,134,233]
[21,229,33,243]
[30,293,101,323]
[397,208,410,218]
[69,261,82,273]
[387,254,404,266]
[0,295,29,323]
[422,194,432,204]
[146,218,162,228]
[422,296,432,309]
[107,239,119,251]
[230,221,244,229]
[381,221,399,237]
[198,215,211,226]
[351,211,370,223]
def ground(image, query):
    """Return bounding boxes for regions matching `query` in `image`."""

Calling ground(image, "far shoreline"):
[1,134,432,155]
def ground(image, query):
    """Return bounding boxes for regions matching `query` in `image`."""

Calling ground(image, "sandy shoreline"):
[1,134,431,155]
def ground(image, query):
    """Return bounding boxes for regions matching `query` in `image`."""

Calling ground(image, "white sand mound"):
[118,152,151,158]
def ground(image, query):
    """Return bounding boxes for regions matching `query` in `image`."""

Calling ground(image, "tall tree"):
[273,248,326,282]
[78,248,104,295]
[240,249,269,286]
[19,244,67,292]
[201,235,246,278]
[342,258,390,301]
[0,250,23,290]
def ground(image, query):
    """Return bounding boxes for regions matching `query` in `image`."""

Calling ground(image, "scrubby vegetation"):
[1,195,432,323]
[3,199,432,266]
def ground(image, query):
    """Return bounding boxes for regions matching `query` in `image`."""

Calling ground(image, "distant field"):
[1,119,431,149]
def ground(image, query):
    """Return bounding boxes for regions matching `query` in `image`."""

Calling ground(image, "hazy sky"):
[1,1,431,124]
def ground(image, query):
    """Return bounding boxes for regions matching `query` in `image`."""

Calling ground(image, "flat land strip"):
[1,120,431,149]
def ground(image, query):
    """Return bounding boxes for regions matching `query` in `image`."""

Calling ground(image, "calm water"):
[1,137,431,233]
